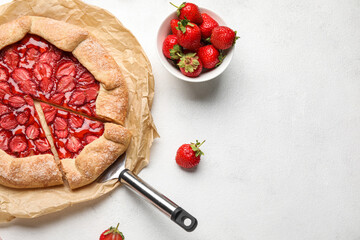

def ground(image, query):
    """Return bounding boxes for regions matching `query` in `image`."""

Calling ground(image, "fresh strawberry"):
[78,72,95,85]
[34,138,51,152]
[175,140,205,168]
[68,113,84,128]
[25,124,40,140]
[0,130,11,151]
[0,67,9,82]
[54,117,67,130]
[99,223,125,240]
[199,13,219,39]
[197,45,224,69]
[210,26,239,50]
[170,2,203,24]
[55,129,69,138]
[16,109,30,125]
[0,113,18,130]
[162,35,183,60]
[9,135,28,153]
[177,52,203,77]
[56,61,76,78]
[8,96,26,108]
[69,91,86,106]
[50,93,65,105]
[33,62,52,81]
[65,136,82,153]
[57,76,75,92]
[170,19,180,35]
[79,104,93,116]
[3,48,20,70]
[0,104,10,116]
[176,19,202,51]
[25,48,41,61]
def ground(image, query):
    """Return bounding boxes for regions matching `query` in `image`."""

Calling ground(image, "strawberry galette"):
[0,16,131,189]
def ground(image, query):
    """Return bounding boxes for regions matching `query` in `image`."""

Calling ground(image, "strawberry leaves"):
[177,53,200,73]
[190,140,205,157]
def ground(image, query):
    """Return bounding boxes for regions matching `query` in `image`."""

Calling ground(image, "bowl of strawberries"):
[157,2,238,82]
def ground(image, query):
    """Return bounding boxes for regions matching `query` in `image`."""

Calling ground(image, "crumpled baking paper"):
[0,0,159,222]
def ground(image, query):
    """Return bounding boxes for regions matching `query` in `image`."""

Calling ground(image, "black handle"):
[119,169,198,232]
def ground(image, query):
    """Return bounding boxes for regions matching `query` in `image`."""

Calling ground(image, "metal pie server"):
[97,154,198,232]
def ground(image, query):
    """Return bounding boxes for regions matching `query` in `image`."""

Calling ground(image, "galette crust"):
[0,16,128,125]
[0,16,131,189]
[0,151,63,189]
[61,123,131,189]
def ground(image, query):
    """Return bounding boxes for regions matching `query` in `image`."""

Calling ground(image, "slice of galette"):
[0,91,63,188]
[0,16,132,189]
[40,104,131,189]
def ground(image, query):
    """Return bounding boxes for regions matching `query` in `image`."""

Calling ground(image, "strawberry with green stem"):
[99,223,125,240]
[176,18,202,51]
[176,140,205,168]
[170,2,203,24]
[177,52,203,78]
[197,45,225,69]
[162,35,183,60]
[210,26,239,50]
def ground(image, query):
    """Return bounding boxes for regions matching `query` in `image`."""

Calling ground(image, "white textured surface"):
[1,0,360,239]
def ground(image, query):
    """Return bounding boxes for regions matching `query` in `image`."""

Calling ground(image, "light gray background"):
[1,0,360,239]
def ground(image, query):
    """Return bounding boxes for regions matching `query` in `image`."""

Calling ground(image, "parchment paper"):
[0,0,159,222]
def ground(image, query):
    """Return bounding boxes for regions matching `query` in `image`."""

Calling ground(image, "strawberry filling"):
[0,34,100,117]
[41,104,104,159]
[0,93,52,157]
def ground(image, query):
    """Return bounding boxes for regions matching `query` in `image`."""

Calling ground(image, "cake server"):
[97,154,198,232]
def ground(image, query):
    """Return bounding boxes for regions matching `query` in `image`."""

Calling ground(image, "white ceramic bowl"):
[157,8,234,82]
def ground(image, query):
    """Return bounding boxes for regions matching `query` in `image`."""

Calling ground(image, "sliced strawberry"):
[44,108,57,123]
[34,138,51,152]
[50,93,65,105]
[65,136,82,153]
[0,130,11,151]
[8,96,26,108]
[16,109,30,125]
[40,77,54,94]
[25,48,41,61]
[24,95,34,105]
[25,124,40,140]
[11,68,31,83]
[9,135,28,153]
[57,75,75,92]
[68,91,86,106]
[0,67,9,82]
[0,103,10,116]
[68,113,84,128]
[40,102,53,112]
[79,104,93,116]
[3,48,19,70]
[89,121,103,129]
[85,134,98,144]
[0,113,18,130]
[56,61,76,78]
[33,62,52,81]
[39,51,61,66]
[18,80,37,96]
[85,85,99,102]
[55,129,69,138]
[78,72,95,85]
[0,82,11,99]
[54,116,67,130]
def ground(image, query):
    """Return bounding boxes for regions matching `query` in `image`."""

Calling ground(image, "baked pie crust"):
[0,16,131,189]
